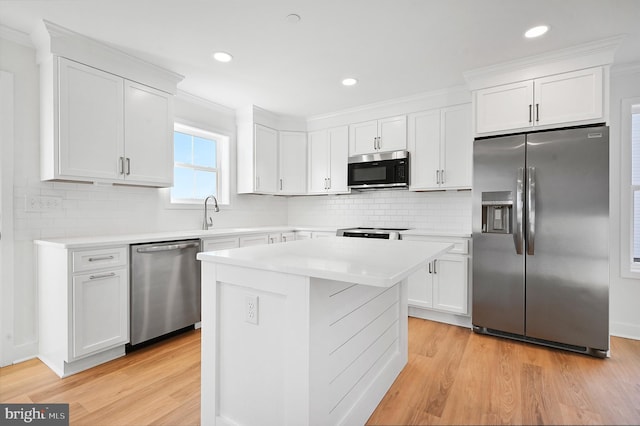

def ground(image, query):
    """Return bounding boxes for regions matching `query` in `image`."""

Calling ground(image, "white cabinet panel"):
[278,131,307,194]
[534,67,603,127]
[58,58,124,180]
[475,80,534,134]
[281,232,296,243]
[123,81,173,186]
[72,268,129,359]
[308,126,349,194]
[349,116,406,155]
[254,125,278,194]
[202,237,240,252]
[474,67,605,135]
[432,256,468,314]
[408,104,471,191]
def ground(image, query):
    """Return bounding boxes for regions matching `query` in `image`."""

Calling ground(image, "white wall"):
[0,35,287,364]
[288,190,471,233]
[609,64,640,340]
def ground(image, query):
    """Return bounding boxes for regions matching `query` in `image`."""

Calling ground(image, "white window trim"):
[620,97,640,278]
[164,122,230,209]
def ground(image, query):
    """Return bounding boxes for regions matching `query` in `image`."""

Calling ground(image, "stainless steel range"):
[336,227,409,240]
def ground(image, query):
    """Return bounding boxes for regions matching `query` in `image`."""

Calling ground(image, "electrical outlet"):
[25,195,63,212]
[245,295,259,325]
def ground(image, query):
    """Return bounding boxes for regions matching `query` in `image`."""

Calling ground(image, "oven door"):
[348,158,408,189]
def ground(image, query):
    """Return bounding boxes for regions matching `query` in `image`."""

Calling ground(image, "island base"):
[201,262,409,426]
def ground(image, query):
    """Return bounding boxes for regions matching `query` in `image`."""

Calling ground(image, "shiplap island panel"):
[197,238,452,426]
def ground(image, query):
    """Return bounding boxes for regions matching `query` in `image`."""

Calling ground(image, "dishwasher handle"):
[136,241,200,253]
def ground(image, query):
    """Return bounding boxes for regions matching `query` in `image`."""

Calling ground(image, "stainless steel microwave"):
[347,150,409,189]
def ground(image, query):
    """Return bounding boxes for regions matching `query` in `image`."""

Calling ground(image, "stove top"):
[336,227,410,240]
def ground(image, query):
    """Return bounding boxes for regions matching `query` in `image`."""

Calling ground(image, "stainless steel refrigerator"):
[472,125,609,357]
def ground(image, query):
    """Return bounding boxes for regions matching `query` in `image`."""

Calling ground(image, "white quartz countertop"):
[34,226,338,249]
[197,237,453,287]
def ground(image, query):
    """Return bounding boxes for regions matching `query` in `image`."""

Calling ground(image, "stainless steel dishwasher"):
[130,239,201,346]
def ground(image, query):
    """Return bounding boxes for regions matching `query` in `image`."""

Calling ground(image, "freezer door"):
[472,134,526,335]
[525,126,609,350]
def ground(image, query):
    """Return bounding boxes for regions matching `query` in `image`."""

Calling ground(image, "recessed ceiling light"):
[213,52,233,63]
[525,25,550,38]
[286,13,301,24]
[342,78,358,86]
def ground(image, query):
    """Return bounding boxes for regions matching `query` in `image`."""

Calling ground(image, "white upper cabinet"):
[254,124,278,194]
[50,58,174,186]
[408,103,472,190]
[349,115,407,155]
[308,126,349,194]
[278,131,307,194]
[123,81,173,186]
[35,22,182,187]
[474,67,605,135]
[57,58,124,181]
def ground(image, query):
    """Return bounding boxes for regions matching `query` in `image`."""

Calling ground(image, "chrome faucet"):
[203,195,220,230]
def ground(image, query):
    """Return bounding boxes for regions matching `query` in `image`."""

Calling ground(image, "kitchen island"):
[197,237,452,426]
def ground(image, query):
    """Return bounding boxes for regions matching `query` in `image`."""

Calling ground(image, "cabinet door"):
[475,80,534,134]
[408,109,441,190]
[534,68,603,127]
[239,234,269,247]
[72,268,128,359]
[327,126,349,193]
[124,81,173,186]
[378,115,407,152]
[279,131,307,194]
[281,232,296,243]
[202,237,240,252]
[254,124,278,193]
[407,267,433,309]
[441,104,472,189]
[432,255,468,314]
[58,58,124,181]
[349,120,378,155]
[308,130,330,194]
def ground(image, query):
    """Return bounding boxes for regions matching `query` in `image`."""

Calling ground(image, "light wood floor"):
[1,318,639,425]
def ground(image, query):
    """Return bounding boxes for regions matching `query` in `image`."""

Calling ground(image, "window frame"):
[620,97,640,278]
[167,122,230,208]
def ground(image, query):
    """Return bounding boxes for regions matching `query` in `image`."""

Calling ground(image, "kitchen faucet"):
[203,195,220,230]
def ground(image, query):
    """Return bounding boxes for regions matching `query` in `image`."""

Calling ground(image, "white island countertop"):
[197,236,453,287]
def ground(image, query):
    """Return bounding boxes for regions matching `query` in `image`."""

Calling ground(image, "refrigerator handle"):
[527,167,536,255]
[514,167,524,255]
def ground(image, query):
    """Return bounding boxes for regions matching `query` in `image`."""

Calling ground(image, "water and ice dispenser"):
[481,191,513,234]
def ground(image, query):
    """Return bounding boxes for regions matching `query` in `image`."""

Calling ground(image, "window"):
[632,105,640,262]
[171,123,229,204]
[622,97,640,277]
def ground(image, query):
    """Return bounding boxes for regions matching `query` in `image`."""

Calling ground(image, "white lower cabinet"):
[402,235,470,316]
[36,244,130,377]
[240,234,270,247]
[201,236,240,252]
[72,268,128,358]
[281,231,296,242]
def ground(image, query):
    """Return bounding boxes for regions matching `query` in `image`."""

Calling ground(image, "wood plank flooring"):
[1,318,639,425]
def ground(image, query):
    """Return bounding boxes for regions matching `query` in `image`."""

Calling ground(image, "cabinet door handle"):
[119,157,125,175]
[441,169,445,184]
[282,235,287,242]
[88,255,114,262]
[436,170,440,184]
[529,104,532,123]
[433,259,437,274]
[428,262,432,274]
[280,179,283,190]
[126,158,131,175]
[327,177,331,189]
[535,103,540,122]
[89,272,116,280]
[376,136,381,150]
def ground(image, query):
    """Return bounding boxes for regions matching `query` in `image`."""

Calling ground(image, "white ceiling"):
[1,0,640,118]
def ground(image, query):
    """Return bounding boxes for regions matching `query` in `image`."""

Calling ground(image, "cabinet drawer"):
[72,246,128,273]
[400,235,469,255]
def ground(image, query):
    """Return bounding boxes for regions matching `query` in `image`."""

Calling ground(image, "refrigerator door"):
[472,134,526,335]
[525,126,609,350]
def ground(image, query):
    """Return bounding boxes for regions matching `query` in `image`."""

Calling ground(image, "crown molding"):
[611,61,640,76]
[176,90,235,115]
[464,36,624,91]
[306,85,470,123]
[0,24,33,48]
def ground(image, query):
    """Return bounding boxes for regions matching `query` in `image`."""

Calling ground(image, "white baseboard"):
[408,306,472,329]
[610,321,640,341]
